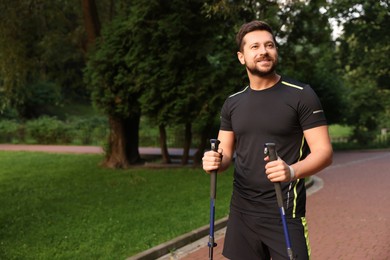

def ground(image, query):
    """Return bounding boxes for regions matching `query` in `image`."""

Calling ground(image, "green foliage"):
[332,0,390,144]
[0,152,234,258]
[84,0,245,153]
[84,15,142,118]
[0,120,22,143]
[343,75,384,144]
[0,116,108,145]
[0,1,32,109]
[0,0,86,113]
[379,90,390,128]
[18,81,63,118]
[1,0,389,150]
[69,116,108,145]
[138,0,202,124]
[0,107,19,120]
[334,0,389,86]
[25,116,73,144]
[329,124,352,138]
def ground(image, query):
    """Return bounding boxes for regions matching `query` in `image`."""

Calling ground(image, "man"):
[202,20,333,259]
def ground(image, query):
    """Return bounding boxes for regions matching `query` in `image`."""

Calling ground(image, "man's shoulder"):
[228,86,249,99]
[279,76,309,91]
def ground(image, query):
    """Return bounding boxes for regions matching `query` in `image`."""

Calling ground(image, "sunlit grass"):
[328,124,352,138]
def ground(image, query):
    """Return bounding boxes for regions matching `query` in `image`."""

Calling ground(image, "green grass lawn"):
[0,151,233,259]
[328,124,352,138]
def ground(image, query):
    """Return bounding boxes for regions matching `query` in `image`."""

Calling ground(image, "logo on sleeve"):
[313,110,324,114]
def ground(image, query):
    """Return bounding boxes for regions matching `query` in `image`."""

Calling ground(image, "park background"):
[0,0,389,259]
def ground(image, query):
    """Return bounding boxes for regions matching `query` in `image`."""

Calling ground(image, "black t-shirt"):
[220,76,327,218]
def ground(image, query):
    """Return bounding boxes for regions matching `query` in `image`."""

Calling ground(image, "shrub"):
[25,116,72,144]
[0,120,22,143]
[69,116,108,145]
[0,116,108,145]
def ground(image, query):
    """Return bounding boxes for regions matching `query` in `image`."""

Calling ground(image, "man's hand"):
[264,156,294,182]
[202,149,223,174]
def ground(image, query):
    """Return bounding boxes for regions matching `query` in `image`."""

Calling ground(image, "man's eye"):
[266,43,274,48]
[251,45,258,49]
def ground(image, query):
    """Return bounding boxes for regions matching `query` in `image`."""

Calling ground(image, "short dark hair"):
[236,20,277,51]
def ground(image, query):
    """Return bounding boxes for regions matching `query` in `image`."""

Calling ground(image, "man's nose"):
[259,45,267,54]
[256,45,267,57]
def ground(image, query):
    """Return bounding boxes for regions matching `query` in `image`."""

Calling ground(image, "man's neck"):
[248,73,281,91]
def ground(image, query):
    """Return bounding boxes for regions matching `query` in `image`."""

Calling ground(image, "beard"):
[246,55,278,77]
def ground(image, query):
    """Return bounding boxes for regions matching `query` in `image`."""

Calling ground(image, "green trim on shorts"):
[301,217,311,259]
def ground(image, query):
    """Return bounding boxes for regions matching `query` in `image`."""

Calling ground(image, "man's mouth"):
[256,56,272,63]
[257,59,272,65]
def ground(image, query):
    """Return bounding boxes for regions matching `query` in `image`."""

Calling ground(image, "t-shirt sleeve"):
[220,98,233,131]
[298,86,328,130]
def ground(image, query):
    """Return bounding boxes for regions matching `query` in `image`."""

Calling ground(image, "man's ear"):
[237,51,245,65]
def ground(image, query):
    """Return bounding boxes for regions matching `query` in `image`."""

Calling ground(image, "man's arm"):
[202,130,235,173]
[265,125,333,182]
[292,125,333,179]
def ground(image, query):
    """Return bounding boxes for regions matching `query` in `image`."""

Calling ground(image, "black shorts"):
[223,210,310,260]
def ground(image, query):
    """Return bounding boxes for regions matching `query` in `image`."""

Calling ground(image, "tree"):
[84,14,146,168]
[137,0,243,164]
[82,0,101,50]
[0,0,86,117]
[85,0,235,167]
[332,0,389,144]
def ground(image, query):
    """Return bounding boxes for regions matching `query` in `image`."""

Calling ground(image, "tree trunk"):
[108,0,115,21]
[159,124,171,164]
[181,122,192,165]
[82,0,101,50]
[103,114,143,168]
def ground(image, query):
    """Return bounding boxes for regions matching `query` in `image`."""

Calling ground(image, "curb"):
[126,217,228,260]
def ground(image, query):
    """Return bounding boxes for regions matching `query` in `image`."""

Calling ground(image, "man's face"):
[237,30,278,77]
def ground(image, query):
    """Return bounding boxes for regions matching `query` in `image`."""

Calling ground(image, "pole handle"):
[210,139,220,153]
[209,139,220,199]
[265,142,278,161]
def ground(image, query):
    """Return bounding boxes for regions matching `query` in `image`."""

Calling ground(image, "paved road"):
[175,150,390,259]
[0,144,196,156]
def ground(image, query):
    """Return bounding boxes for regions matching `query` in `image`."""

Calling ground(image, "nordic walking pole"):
[265,143,295,260]
[208,139,220,260]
